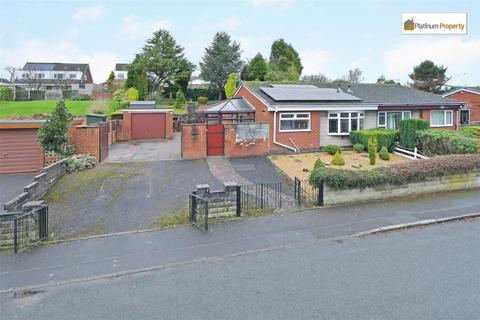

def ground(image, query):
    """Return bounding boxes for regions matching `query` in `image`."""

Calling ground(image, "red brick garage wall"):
[446,91,480,123]
[181,124,207,160]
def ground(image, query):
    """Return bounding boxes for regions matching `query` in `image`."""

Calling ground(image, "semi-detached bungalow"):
[232,82,463,152]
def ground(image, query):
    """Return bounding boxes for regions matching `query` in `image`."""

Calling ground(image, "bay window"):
[378,111,411,130]
[328,112,364,135]
[430,110,453,127]
[279,113,311,132]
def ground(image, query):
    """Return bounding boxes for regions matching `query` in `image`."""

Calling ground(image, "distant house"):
[0,78,11,87]
[16,62,94,96]
[188,76,210,89]
[443,88,480,124]
[113,63,129,80]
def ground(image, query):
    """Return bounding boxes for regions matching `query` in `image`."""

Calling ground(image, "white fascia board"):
[443,89,480,97]
[268,104,379,111]
[122,109,174,113]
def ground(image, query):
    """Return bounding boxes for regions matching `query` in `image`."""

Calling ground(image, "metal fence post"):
[236,186,241,217]
[13,218,18,254]
[318,182,324,206]
[260,184,264,210]
[205,201,209,231]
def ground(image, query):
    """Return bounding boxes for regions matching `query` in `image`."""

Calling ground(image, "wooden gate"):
[207,124,224,156]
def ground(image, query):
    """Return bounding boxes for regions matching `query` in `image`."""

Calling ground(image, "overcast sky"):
[0,0,478,86]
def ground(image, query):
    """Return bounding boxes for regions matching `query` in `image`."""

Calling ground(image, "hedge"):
[461,126,480,138]
[309,154,480,190]
[0,87,13,101]
[417,129,480,156]
[399,119,429,148]
[349,129,398,152]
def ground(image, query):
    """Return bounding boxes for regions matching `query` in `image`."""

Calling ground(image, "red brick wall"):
[166,112,173,138]
[181,124,207,159]
[224,124,269,158]
[122,111,132,140]
[235,86,270,123]
[72,126,100,159]
[446,91,480,122]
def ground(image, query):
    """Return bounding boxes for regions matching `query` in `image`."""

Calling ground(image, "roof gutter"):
[267,104,378,111]
[273,107,296,152]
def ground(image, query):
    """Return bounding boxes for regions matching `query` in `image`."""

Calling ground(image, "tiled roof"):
[115,63,129,71]
[23,62,89,72]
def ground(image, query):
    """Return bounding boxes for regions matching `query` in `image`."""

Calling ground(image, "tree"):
[346,68,364,83]
[285,66,300,81]
[37,99,74,157]
[268,39,303,81]
[4,66,19,100]
[126,87,139,101]
[376,75,398,85]
[107,71,115,86]
[409,60,450,93]
[175,89,186,107]
[200,31,243,100]
[224,73,238,99]
[128,30,194,96]
[302,73,331,83]
[247,53,268,81]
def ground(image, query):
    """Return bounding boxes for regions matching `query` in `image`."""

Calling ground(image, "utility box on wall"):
[86,114,107,125]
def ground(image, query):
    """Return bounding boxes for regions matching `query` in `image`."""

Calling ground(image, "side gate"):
[294,177,324,207]
[206,124,224,156]
[13,205,49,253]
[189,193,209,231]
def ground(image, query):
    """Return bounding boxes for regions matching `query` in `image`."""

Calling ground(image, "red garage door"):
[0,129,43,174]
[131,113,166,139]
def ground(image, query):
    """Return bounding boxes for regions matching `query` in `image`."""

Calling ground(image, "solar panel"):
[260,85,361,101]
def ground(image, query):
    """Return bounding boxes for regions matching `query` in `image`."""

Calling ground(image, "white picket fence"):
[394,144,429,160]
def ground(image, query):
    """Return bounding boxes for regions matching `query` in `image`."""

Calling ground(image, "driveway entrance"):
[105,132,181,163]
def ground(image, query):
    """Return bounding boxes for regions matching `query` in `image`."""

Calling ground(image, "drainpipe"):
[273,107,297,152]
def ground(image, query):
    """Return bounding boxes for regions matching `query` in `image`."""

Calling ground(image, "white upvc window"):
[328,111,364,135]
[69,73,77,79]
[279,112,311,132]
[378,111,411,130]
[430,110,453,127]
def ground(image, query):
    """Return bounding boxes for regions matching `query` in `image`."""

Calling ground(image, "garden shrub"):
[399,119,430,148]
[0,87,13,101]
[309,154,480,190]
[417,129,480,156]
[66,154,97,172]
[126,87,139,101]
[461,126,480,138]
[168,92,174,106]
[324,144,342,155]
[350,129,398,152]
[175,89,186,107]
[378,146,390,161]
[368,138,377,165]
[314,159,325,169]
[72,94,93,101]
[331,151,345,166]
[353,143,365,153]
[197,96,208,105]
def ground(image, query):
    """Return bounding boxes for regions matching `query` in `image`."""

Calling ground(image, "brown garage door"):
[0,129,43,174]
[131,113,166,139]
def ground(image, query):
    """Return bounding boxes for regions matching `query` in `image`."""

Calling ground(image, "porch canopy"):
[199,97,255,124]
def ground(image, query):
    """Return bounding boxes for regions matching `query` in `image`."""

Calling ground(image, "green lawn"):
[0,100,117,117]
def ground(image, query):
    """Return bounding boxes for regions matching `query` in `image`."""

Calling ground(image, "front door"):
[207,124,224,156]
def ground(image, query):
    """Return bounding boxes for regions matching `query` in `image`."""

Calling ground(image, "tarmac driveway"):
[45,159,223,239]
[0,172,37,212]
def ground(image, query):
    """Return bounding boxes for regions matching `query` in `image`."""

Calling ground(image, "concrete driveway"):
[0,172,37,211]
[105,132,181,163]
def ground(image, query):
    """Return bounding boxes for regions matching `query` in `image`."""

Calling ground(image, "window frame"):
[430,110,453,127]
[377,111,412,129]
[328,111,364,135]
[279,112,311,132]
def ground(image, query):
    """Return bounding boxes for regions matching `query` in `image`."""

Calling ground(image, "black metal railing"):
[239,182,282,213]
[13,205,48,253]
[294,177,323,207]
[189,193,209,231]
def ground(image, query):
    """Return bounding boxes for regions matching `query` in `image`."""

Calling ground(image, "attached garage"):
[122,107,173,140]
[0,121,44,174]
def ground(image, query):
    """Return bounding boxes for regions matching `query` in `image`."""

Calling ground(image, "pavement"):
[0,172,37,212]
[1,188,479,292]
[1,213,479,319]
[105,132,181,163]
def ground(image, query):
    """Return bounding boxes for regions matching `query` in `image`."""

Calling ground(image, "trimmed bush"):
[314,159,325,169]
[399,119,430,148]
[197,96,208,105]
[379,146,390,160]
[350,129,398,152]
[324,144,342,155]
[125,87,139,101]
[0,87,13,101]
[331,151,345,166]
[309,154,480,190]
[417,129,480,156]
[461,126,480,138]
[175,89,186,107]
[66,154,97,172]
[368,138,377,165]
[353,143,365,153]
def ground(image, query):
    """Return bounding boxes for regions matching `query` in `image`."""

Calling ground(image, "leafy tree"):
[107,71,115,86]
[37,99,74,157]
[409,60,450,93]
[128,30,194,96]
[347,68,364,83]
[247,53,268,81]
[285,65,300,81]
[302,73,331,83]
[168,91,173,106]
[113,89,125,107]
[224,73,238,99]
[376,75,398,85]
[4,66,19,100]
[240,65,248,81]
[126,87,139,101]
[175,89,186,107]
[268,39,302,80]
[200,31,243,100]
